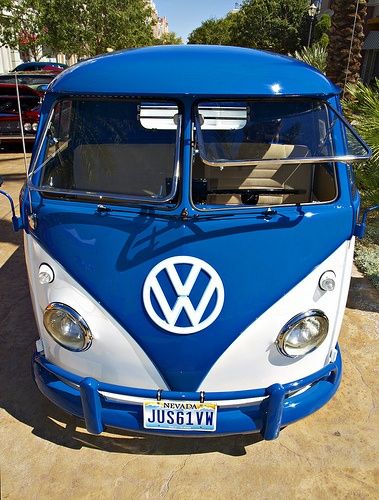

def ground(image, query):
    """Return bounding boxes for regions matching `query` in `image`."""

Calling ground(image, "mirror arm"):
[0,189,24,231]
[354,204,379,239]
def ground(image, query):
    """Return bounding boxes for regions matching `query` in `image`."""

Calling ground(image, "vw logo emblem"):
[143,256,224,334]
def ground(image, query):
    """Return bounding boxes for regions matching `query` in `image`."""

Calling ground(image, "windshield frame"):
[28,96,182,206]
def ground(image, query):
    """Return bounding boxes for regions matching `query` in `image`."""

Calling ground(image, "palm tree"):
[326,0,368,91]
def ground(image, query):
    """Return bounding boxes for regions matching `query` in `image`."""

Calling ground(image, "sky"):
[154,0,238,41]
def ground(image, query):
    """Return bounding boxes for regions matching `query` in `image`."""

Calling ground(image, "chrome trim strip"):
[199,155,370,167]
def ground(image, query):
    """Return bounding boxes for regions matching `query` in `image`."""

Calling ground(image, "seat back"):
[193,143,313,205]
[72,143,175,196]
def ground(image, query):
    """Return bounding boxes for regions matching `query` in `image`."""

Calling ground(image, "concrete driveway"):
[0,152,378,499]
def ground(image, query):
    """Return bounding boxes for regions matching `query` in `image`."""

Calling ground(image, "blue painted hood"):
[31,201,352,391]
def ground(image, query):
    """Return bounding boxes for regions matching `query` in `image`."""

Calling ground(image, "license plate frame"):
[143,400,217,432]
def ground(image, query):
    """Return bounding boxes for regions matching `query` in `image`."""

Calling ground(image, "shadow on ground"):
[0,224,261,456]
[347,276,379,313]
[0,172,26,183]
[0,218,20,245]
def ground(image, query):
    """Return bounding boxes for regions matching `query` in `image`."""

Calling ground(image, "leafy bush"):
[188,0,310,53]
[354,220,379,288]
[343,79,379,288]
[314,14,331,48]
[343,79,379,207]
[291,43,327,73]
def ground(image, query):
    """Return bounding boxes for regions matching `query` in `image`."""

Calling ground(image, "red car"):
[0,72,57,143]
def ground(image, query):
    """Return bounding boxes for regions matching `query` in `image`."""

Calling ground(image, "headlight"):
[43,303,92,351]
[276,310,328,358]
[23,122,32,132]
[32,122,38,132]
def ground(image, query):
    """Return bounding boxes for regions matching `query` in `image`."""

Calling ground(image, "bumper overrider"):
[33,348,341,440]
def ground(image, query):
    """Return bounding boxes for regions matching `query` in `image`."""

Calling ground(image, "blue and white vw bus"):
[1,46,376,439]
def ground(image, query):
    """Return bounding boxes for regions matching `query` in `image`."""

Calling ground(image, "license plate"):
[143,400,217,432]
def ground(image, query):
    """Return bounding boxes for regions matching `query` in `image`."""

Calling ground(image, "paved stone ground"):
[0,153,378,499]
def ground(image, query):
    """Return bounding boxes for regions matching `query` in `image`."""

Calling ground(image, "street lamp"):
[307,3,319,48]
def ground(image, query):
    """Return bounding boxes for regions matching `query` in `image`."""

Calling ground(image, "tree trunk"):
[326,0,367,91]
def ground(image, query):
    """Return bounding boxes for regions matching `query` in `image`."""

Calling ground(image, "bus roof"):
[49,45,340,98]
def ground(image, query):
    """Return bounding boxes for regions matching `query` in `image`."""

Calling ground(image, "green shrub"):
[314,14,331,48]
[343,79,379,207]
[355,220,379,288]
[291,43,327,73]
[343,80,379,287]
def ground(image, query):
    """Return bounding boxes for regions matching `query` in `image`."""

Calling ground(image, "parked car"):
[0,72,58,143]
[12,61,67,72]
[0,84,40,142]
[0,71,58,95]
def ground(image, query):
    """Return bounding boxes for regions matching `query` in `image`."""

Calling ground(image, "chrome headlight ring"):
[276,310,329,358]
[43,302,92,352]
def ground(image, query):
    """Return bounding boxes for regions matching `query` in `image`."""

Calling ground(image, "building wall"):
[363,1,379,83]
[56,53,78,66]
[146,0,169,39]
[366,0,379,31]
[0,46,22,73]
[154,17,169,38]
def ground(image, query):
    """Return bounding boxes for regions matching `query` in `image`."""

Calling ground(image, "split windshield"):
[38,99,180,202]
[34,97,370,209]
